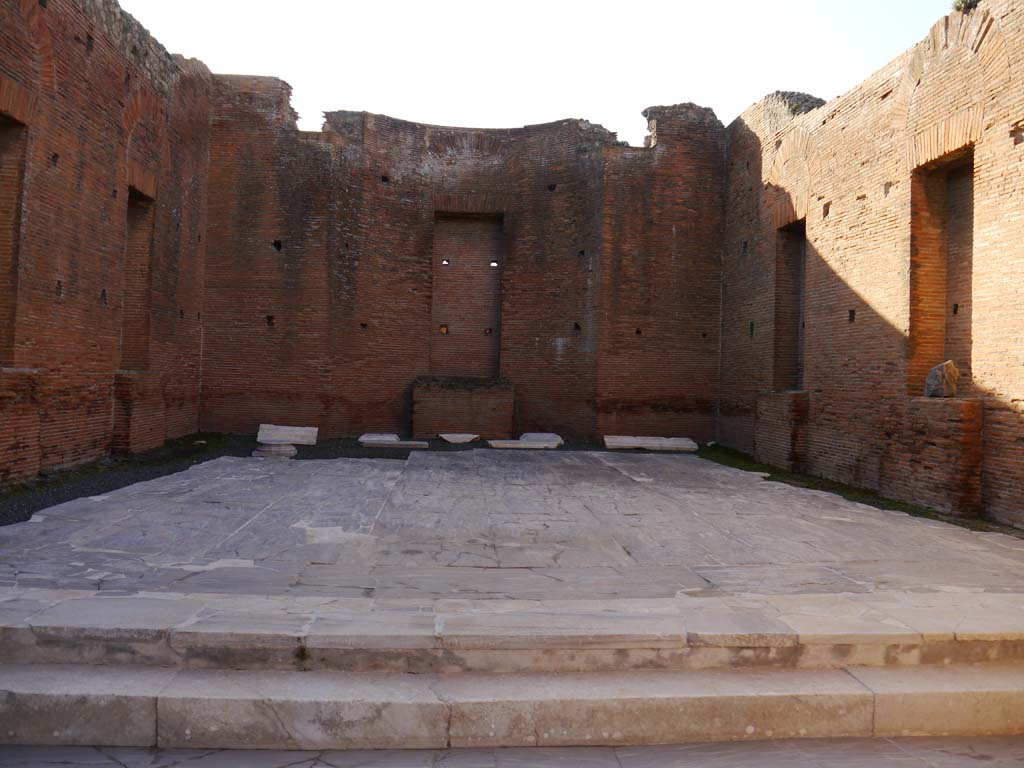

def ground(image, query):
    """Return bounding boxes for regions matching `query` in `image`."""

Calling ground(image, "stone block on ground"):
[359,434,429,449]
[488,433,563,450]
[256,425,319,445]
[440,434,480,444]
[604,436,698,452]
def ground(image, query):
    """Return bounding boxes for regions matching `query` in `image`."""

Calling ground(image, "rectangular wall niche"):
[0,114,28,366]
[430,213,503,378]
[774,219,807,392]
[909,147,974,394]
[120,186,156,371]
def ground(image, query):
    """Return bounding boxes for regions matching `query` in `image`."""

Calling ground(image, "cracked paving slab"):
[1,452,1024,600]
[4,738,1024,767]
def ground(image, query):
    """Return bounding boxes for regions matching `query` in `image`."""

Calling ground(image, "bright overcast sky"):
[119,0,951,146]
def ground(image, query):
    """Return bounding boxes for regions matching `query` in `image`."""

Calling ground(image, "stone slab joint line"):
[842,666,880,736]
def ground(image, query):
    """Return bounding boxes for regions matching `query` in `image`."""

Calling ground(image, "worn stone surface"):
[4,738,1024,767]
[924,361,961,398]
[604,436,699,452]
[256,425,319,446]
[3,452,1024,601]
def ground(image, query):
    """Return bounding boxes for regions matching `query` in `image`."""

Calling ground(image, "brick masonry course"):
[0,0,1021,525]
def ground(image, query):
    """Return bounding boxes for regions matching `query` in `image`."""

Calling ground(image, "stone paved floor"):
[2,451,1024,600]
[3,739,1024,767]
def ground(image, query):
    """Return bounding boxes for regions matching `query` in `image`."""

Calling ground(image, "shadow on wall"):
[720,112,1022,526]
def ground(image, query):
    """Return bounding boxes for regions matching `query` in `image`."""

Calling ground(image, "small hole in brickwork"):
[50,153,59,167]
[100,289,107,306]
[880,89,893,101]
[823,202,831,218]
[55,280,63,299]
[265,315,275,327]
[198,235,202,243]
[856,193,867,201]
[441,259,450,266]
[489,261,498,268]
[749,321,755,338]
[702,332,708,338]
[1011,122,1024,146]
[775,139,782,151]
[381,175,390,184]
[439,324,449,335]
[179,309,185,319]
[360,322,368,330]
[272,240,282,251]
[884,182,894,197]
[578,250,585,257]
[574,322,581,333]
[197,312,201,320]
[635,328,642,336]
[745,161,750,170]
[86,35,94,53]
[38,0,47,7]
[112,188,118,198]
[547,183,557,192]
[849,309,856,323]
[953,303,959,315]
[484,328,493,336]
[742,241,748,255]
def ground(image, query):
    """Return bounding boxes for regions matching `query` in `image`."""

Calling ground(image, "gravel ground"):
[0,433,603,527]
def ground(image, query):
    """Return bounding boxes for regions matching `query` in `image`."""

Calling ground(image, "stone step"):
[2,662,1024,750]
[4,588,1024,674]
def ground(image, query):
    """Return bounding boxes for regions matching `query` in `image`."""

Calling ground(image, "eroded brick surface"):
[0,0,1021,525]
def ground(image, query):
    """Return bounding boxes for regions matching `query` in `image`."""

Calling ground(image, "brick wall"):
[0,0,211,476]
[1,0,1022,528]
[412,378,514,439]
[721,1,1024,523]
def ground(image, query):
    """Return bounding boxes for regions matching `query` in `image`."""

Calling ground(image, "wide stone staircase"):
[2,587,1024,749]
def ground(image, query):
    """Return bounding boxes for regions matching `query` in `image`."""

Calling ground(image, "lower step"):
[2,663,1024,750]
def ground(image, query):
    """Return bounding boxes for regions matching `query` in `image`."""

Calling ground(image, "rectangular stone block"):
[256,424,319,445]
[157,669,448,749]
[0,664,173,747]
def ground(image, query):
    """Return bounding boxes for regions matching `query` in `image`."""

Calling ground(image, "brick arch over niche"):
[893,8,1011,169]
[122,87,168,198]
[767,126,821,228]
[7,0,56,93]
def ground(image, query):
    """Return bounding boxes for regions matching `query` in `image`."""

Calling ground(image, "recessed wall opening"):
[909,146,974,394]
[430,212,503,377]
[774,218,807,391]
[120,185,156,371]
[0,114,28,367]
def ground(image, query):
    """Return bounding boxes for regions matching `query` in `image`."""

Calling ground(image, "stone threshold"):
[2,662,1024,749]
[2,587,1024,673]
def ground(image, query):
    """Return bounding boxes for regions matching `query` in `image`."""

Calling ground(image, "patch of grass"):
[954,0,980,11]
[696,443,1024,538]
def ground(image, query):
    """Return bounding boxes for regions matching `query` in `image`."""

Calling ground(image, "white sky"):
[118,0,951,146]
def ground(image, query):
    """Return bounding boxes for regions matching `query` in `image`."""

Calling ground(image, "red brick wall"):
[596,105,723,442]
[203,89,709,442]
[755,391,809,471]
[429,215,503,378]
[721,1,1024,524]
[412,378,514,439]
[0,0,210,476]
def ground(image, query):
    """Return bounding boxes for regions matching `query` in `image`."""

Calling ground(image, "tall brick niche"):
[430,214,503,378]
[909,148,975,393]
[0,114,26,365]
[774,220,807,392]
[1,0,1022,529]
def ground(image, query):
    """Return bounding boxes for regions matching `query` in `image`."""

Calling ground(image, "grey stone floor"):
[3,739,1024,767]
[2,451,1024,600]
